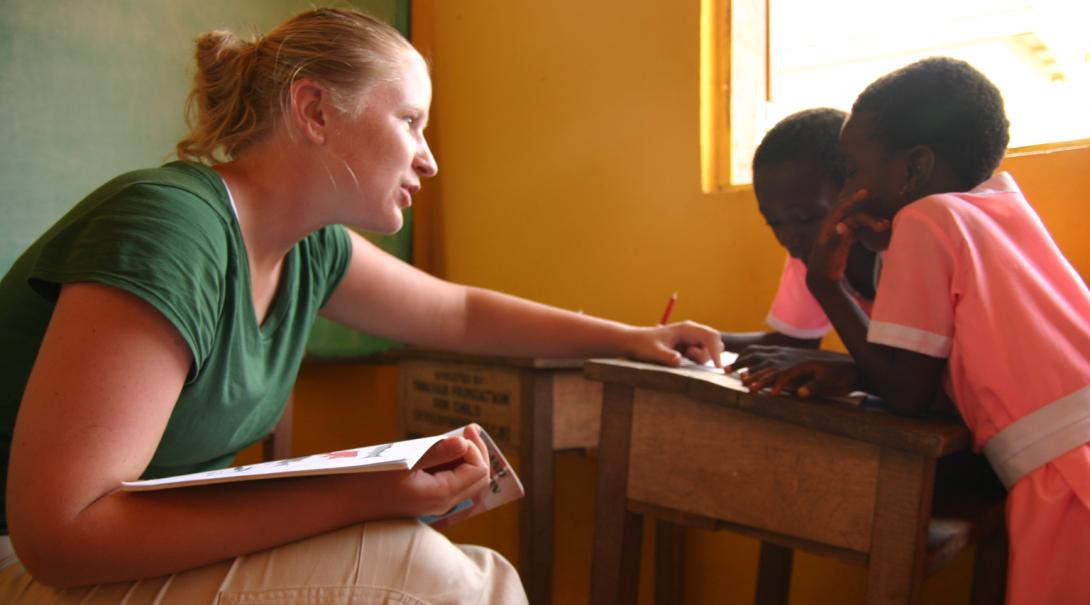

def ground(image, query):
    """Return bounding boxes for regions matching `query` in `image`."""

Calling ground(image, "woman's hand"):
[728,345,851,375]
[627,320,725,368]
[370,425,492,518]
[739,358,860,399]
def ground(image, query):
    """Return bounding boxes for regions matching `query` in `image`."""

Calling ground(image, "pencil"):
[659,291,678,325]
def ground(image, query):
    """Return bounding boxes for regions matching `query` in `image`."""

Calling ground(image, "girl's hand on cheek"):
[807,189,888,283]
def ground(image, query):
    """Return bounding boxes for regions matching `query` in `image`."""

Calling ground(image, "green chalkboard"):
[0,0,412,359]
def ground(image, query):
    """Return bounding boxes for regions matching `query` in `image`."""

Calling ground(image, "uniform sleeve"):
[28,183,228,374]
[868,203,959,358]
[766,256,834,339]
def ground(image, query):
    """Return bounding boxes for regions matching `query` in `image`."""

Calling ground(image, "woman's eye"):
[404,116,416,126]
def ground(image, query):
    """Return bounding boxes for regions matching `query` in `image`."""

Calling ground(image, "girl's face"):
[753,157,840,259]
[325,50,437,234]
[838,111,907,251]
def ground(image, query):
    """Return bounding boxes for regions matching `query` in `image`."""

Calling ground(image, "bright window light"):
[703,0,1090,189]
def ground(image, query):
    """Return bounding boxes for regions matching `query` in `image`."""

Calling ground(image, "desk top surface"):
[585,358,970,458]
[392,347,586,369]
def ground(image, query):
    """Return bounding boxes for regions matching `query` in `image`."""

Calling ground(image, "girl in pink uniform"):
[722,108,879,374]
[746,57,1090,603]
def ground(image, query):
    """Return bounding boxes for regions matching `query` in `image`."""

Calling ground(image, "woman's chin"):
[349,214,403,236]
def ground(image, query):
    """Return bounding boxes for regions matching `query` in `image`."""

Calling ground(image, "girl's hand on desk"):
[729,345,851,375]
[631,321,725,368]
[370,425,491,518]
[740,359,859,399]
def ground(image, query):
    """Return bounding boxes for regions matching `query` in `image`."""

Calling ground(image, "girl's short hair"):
[753,108,847,186]
[176,8,414,164]
[852,57,1009,190]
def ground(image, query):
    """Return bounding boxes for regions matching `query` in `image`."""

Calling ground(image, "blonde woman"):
[0,8,722,603]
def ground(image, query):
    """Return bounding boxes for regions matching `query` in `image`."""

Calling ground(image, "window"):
[701,0,1090,190]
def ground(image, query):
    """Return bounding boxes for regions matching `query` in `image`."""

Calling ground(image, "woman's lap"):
[0,520,527,605]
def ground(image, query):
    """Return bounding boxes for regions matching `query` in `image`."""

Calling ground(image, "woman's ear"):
[901,145,936,199]
[288,79,331,145]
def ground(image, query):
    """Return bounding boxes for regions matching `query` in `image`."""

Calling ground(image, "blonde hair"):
[176,8,414,164]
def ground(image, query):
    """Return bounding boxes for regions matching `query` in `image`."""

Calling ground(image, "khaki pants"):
[0,520,527,604]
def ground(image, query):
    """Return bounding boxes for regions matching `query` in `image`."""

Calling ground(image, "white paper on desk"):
[680,351,739,373]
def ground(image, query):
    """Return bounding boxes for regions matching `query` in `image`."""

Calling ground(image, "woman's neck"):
[212,139,327,273]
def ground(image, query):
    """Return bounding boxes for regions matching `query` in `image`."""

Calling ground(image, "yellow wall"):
[271,2,1090,604]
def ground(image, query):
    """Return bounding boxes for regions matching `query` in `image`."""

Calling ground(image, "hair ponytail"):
[176,8,413,165]
[176,30,264,163]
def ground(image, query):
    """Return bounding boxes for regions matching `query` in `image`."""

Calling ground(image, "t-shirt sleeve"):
[766,256,833,339]
[305,224,353,309]
[868,204,958,358]
[28,183,228,373]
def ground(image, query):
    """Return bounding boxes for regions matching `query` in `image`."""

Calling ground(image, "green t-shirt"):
[0,161,352,533]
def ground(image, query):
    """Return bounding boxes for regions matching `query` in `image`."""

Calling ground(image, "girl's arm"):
[805,193,947,414]
[720,331,820,352]
[803,276,947,415]
[744,192,947,415]
[8,282,490,587]
[320,231,724,366]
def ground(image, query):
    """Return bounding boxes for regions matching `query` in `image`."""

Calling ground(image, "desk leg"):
[866,449,936,605]
[520,371,555,605]
[591,384,642,605]
[655,520,686,605]
[970,525,1008,605]
[754,542,793,605]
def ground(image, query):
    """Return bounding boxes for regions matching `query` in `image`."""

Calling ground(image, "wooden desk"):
[396,349,602,605]
[586,358,975,605]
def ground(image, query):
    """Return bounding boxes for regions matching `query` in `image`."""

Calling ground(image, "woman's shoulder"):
[54,162,236,250]
[94,162,229,212]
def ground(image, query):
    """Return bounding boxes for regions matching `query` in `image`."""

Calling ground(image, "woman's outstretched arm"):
[320,231,725,367]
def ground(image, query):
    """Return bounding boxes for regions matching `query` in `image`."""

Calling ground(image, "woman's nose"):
[414,140,438,178]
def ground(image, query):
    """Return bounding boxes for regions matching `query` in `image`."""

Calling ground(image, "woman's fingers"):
[684,344,711,365]
[414,434,490,513]
[640,321,724,368]
[461,424,490,472]
[675,321,725,367]
[416,436,470,472]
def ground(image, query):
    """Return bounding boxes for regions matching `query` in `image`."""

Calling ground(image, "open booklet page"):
[120,426,524,528]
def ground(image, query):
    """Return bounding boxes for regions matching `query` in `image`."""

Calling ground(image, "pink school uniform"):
[767,256,875,339]
[868,172,1090,604]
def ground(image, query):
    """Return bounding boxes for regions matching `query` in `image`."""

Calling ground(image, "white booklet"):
[120,426,524,528]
